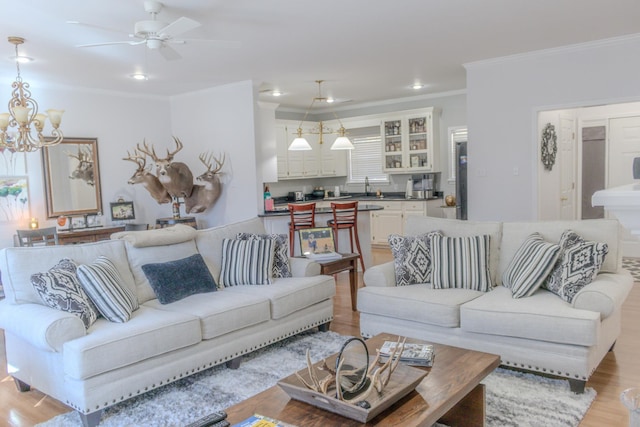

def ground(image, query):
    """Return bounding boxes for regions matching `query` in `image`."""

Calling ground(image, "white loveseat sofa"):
[0,218,334,426]
[359,216,634,392]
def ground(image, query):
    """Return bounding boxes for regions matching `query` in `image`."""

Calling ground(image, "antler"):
[123,149,147,170]
[136,139,160,162]
[67,146,92,162]
[167,136,184,161]
[199,151,226,174]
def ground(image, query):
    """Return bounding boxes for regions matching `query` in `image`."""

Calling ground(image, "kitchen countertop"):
[259,203,384,217]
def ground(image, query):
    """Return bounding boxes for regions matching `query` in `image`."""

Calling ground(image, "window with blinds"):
[347,126,388,183]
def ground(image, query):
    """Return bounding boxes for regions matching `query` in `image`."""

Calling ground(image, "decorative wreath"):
[541,123,557,171]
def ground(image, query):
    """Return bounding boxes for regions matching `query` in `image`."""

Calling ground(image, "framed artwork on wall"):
[110,201,135,221]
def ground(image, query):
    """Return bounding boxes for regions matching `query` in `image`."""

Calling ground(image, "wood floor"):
[1,248,638,426]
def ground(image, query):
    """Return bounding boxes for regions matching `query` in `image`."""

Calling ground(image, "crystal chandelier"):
[289,80,354,151]
[0,37,64,152]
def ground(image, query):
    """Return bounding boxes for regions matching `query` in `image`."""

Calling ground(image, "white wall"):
[170,80,259,229]
[0,85,172,249]
[0,79,259,249]
[465,34,640,221]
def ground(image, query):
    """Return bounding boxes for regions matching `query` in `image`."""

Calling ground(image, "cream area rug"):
[37,330,596,427]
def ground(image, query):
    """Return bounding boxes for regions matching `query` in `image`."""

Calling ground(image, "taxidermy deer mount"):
[123,136,225,214]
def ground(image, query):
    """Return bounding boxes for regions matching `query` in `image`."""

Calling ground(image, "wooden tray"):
[277,358,428,423]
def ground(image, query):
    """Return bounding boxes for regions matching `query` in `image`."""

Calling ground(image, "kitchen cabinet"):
[382,108,439,173]
[370,200,426,245]
[275,122,347,180]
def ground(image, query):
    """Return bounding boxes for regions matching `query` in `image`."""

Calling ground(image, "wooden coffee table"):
[225,333,500,426]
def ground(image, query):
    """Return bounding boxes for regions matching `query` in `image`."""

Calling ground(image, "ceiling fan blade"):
[158,17,201,38]
[76,40,144,48]
[158,45,182,61]
[177,38,242,49]
[67,20,129,36]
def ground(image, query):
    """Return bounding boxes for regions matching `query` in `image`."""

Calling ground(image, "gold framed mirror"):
[42,137,102,218]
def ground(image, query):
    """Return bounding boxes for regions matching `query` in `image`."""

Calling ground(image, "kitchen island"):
[259,203,383,269]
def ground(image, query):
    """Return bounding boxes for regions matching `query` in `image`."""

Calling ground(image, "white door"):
[559,116,576,220]
[608,116,640,256]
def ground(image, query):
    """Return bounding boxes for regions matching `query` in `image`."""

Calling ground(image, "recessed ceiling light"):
[412,83,424,90]
[326,97,335,103]
[271,90,282,97]
[131,73,148,81]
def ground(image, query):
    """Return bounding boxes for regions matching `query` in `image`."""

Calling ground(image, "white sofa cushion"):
[0,240,134,305]
[144,290,270,340]
[404,216,503,285]
[358,285,484,328]
[63,306,201,380]
[224,275,336,320]
[460,286,601,346]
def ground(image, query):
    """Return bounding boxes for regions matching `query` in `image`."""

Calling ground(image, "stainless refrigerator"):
[455,141,468,220]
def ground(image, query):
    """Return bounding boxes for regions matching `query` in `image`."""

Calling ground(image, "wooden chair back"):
[16,227,59,247]
[288,202,316,229]
[330,201,359,228]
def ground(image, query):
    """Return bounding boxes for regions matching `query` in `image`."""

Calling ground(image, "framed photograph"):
[110,201,135,221]
[298,227,335,255]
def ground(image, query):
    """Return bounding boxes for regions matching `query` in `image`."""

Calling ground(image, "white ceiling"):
[1,0,639,110]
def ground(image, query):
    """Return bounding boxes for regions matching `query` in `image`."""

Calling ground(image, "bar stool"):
[288,202,316,256]
[327,201,365,272]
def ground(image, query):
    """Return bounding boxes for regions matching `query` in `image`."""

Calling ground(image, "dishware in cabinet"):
[381,108,439,173]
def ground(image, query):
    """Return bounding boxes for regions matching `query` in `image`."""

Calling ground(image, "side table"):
[312,253,360,311]
[156,216,197,229]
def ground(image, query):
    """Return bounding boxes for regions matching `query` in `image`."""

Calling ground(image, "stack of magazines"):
[304,251,342,261]
[378,341,435,367]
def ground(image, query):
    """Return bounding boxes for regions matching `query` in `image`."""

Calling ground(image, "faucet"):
[364,176,370,196]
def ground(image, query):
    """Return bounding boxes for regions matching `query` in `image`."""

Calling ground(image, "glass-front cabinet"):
[382,107,439,173]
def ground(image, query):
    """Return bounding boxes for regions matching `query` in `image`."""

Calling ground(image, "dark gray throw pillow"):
[141,253,217,304]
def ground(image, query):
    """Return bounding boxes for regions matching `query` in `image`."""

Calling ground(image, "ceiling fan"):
[69,0,240,61]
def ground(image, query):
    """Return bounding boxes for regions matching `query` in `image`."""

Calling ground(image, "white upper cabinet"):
[276,121,347,180]
[381,108,440,173]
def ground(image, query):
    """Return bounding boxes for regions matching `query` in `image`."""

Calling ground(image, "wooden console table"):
[57,226,125,245]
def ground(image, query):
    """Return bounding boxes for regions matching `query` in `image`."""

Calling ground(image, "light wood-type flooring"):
[1,248,638,426]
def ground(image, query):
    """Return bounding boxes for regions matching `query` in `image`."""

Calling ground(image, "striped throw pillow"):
[220,238,275,286]
[430,234,492,291]
[502,233,561,298]
[78,256,139,322]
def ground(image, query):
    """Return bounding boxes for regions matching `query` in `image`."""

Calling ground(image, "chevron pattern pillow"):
[31,258,99,329]
[502,233,560,298]
[430,233,493,291]
[542,230,608,303]
[388,232,440,286]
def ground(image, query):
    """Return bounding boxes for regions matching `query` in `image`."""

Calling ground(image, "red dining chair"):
[327,201,365,272]
[288,202,316,256]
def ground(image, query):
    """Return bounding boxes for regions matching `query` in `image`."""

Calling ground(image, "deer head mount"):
[123,137,225,213]
[67,145,95,186]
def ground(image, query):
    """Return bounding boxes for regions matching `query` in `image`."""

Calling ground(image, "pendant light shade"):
[330,127,354,150]
[289,136,312,151]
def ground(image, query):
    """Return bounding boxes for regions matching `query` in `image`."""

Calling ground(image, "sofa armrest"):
[572,271,634,319]
[0,300,86,352]
[289,257,321,277]
[363,261,397,287]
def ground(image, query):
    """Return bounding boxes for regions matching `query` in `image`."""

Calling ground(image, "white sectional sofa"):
[0,218,334,426]
[359,216,634,392]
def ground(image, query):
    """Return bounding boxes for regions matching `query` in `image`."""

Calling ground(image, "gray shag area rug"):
[37,330,596,427]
